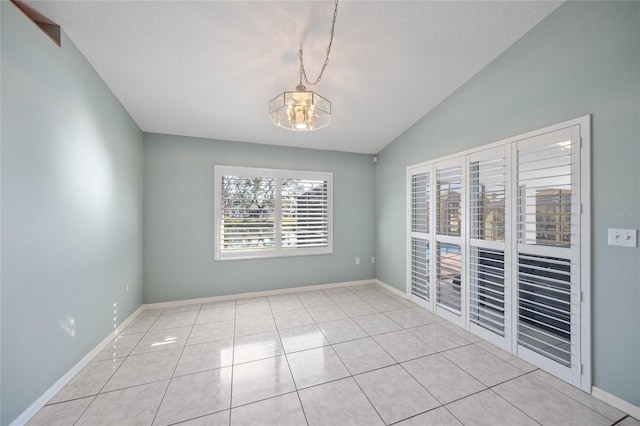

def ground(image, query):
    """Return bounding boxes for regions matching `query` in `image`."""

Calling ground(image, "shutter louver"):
[436,242,461,314]
[437,166,462,237]
[411,173,429,233]
[435,163,463,318]
[517,138,573,247]
[469,151,507,339]
[469,158,506,242]
[515,127,579,376]
[410,172,430,302]
[411,238,430,300]
[517,253,572,366]
[221,176,276,252]
[469,247,505,336]
[282,179,329,249]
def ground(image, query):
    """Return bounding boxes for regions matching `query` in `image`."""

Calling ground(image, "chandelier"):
[269,0,339,131]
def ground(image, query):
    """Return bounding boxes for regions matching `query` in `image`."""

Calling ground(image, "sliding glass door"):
[407,117,590,391]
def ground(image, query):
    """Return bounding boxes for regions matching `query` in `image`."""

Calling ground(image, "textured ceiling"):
[21,1,562,154]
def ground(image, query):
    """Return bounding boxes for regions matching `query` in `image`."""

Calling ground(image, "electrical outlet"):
[125,283,129,293]
[355,257,360,265]
[371,257,376,264]
[608,228,637,247]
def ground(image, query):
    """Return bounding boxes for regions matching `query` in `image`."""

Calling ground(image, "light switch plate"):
[608,228,637,247]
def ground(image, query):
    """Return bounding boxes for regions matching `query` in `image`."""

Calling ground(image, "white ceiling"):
[21,1,561,154]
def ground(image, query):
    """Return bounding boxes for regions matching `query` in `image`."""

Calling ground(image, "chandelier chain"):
[299,0,339,87]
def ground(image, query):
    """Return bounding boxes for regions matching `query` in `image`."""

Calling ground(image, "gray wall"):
[143,133,376,303]
[376,1,639,408]
[0,3,144,424]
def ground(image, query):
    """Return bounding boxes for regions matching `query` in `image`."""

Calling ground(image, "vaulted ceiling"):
[21,1,562,153]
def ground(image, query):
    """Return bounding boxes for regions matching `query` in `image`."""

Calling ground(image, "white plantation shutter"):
[411,172,429,234]
[517,253,572,365]
[407,117,590,391]
[411,238,430,301]
[469,155,506,242]
[436,166,462,237]
[517,131,574,248]
[409,169,431,303]
[220,176,276,253]
[469,247,506,336]
[435,160,464,325]
[215,166,332,260]
[515,126,582,383]
[436,242,462,313]
[468,147,510,347]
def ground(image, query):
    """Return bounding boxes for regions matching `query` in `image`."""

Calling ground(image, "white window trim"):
[214,165,333,261]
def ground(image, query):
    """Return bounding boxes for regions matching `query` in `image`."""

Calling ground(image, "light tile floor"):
[28,284,639,426]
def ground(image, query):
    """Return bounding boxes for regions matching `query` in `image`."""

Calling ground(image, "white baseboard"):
[10,305,144,426]
[592,386,640,420]
[143,279,376,310]
[374,279,407,298]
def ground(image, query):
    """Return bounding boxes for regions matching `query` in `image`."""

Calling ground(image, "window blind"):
[469,247,505,336]
[517,138,573,247]
[469,158,506,242]
[517,253,572,366]
[215,166,332,260]
[411,173,429,233]
[515,127,579,373]
[411,238,430,301]
[282,179,329,249]
[436,166,462,237]
[436,242,461,314]
[469,150,507,339]
[410,171,431,302]
[220,176,276,252]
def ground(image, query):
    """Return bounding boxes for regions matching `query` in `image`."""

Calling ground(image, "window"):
[215,166,332,260]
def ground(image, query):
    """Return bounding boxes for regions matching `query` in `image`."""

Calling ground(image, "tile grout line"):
[222,299,238,426]
[211,288,622,424]
[517,369,618,423]
[487,386,543,426]
[70,395,98,426]
[395,356,448,410]
[384,406,443,426]
[269,295,311,426]
[241,290,490,423]
[71,308,166,425]
[329,338,390,425]
[149,303,203,425]
[179,294,468,423]
[36,284,626,425]
[528,371,627,422]
[227,298,238,426]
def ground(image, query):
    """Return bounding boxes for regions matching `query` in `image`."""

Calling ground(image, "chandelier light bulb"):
[268,0,339,132]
